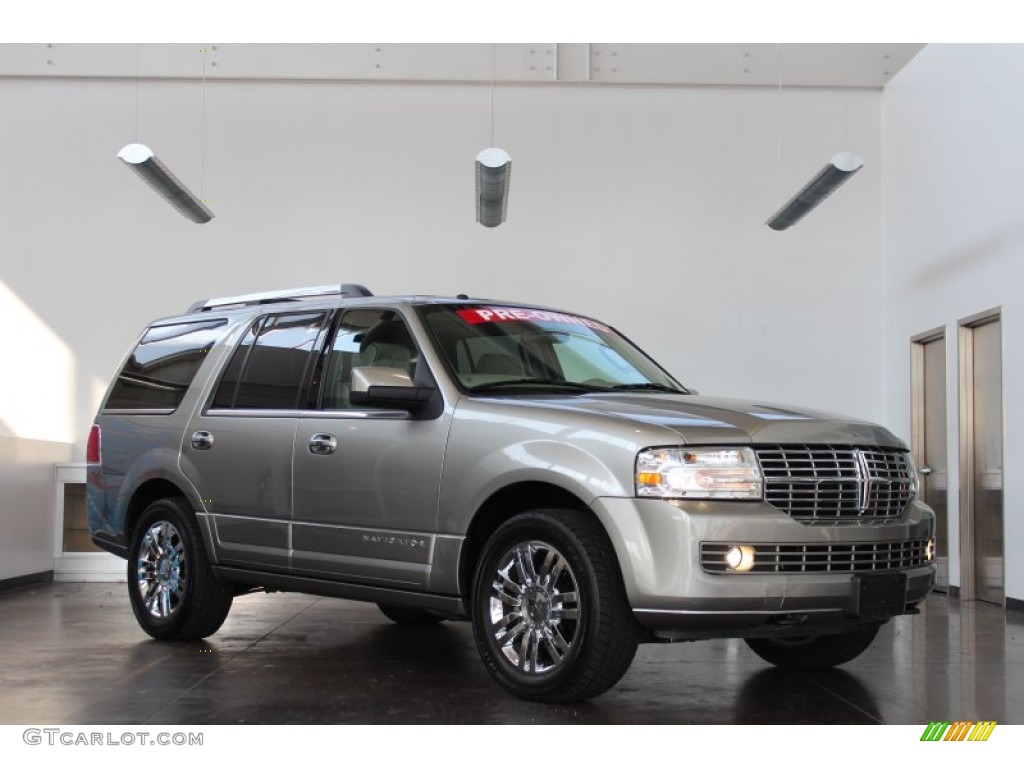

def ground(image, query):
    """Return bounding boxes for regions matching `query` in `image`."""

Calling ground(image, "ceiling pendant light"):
[765,45,863,231]
[766,151,863,231]
[118,44,214,224]
[476,44,511,228]
[118,143,214,224]
[476,147,511,228]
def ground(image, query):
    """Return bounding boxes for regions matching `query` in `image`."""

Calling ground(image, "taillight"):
[87,425,101,464]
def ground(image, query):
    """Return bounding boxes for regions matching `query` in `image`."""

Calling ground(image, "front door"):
[291,308,452,588]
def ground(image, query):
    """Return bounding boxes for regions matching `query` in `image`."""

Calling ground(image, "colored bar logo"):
[920,721,997,741]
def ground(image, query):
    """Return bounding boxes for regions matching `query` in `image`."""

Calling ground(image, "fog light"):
[725,545,756,572]
[926,538,935,562]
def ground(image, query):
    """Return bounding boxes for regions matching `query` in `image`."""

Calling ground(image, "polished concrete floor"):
[0,582,1021,725]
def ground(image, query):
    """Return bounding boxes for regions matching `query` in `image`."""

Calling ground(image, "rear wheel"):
[471,509,639,702]
[744,624,881,669]
[128,497,233,641]
[377,603,444,625]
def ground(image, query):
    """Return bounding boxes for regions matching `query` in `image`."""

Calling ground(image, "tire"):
[744,623,881,670]
[128,497,233,641]
[471,509,640,702]
[377,603,445,625]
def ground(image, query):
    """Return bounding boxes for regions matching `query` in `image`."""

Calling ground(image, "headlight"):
[636,447,763,500]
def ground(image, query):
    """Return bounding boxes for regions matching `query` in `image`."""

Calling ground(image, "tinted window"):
[105,320,227,410]
[209,319,260,409]
[212,312,328,410]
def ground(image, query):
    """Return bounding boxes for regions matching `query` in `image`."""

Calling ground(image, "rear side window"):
[211,311,328,410]
[105,320,227,410]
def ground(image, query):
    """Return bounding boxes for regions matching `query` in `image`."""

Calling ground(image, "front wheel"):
[744,624,881,670]
[128,497,233,641]
[471,509,639,702]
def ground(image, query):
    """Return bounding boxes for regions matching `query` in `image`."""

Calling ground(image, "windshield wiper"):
[467,378,606,394]
[610,382,686,393]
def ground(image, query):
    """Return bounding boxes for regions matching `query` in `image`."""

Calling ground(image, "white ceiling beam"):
[0,43,924,87]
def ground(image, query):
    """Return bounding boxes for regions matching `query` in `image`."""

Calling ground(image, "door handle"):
[308,433,338,456]
[191,431,215,450]
[919,466,933,476]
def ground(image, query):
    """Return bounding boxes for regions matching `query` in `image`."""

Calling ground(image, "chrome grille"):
[754,444,915,523]
[701,539,930,574]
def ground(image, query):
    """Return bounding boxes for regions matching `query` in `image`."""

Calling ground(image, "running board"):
[211,566,467,619]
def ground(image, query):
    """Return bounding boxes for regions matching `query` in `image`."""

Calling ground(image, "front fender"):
[438,438,628,532]
[437,398,677,534]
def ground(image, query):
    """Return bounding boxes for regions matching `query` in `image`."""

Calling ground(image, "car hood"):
[495,393,905,448]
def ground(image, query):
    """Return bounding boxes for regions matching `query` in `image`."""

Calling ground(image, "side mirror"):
[349,367,435,410]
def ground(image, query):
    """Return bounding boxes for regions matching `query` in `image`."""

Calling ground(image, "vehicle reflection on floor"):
[0,583,1019,725]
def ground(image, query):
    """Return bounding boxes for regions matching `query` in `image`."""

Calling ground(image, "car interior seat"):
[322,318,417,410]
[357,320,415,375]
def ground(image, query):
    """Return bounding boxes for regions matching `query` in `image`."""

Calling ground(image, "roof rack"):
[187,284,373,313]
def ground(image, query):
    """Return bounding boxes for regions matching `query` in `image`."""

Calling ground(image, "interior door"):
[912,334,948,589]
[970,319,1004,604]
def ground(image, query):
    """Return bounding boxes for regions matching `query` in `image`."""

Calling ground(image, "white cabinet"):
[53,464,124,581]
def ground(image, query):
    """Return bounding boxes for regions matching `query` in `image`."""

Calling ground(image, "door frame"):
[957,308,1004,605]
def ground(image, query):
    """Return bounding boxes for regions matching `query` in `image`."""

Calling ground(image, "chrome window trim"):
[202,408,413,420]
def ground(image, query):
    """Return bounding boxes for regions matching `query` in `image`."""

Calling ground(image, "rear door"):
[181,310,330,571]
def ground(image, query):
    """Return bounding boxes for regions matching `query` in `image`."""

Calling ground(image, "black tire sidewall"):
[471,510,604,698]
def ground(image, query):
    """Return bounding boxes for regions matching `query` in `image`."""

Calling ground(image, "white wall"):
[883,44,1024,602]
[0,75,886,462]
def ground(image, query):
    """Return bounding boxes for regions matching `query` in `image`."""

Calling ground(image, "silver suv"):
[87,284,936,702]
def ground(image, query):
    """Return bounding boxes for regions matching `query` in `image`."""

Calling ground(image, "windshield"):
[419,304,688,394]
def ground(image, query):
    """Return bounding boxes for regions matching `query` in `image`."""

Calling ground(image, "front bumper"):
[591,496,936,639]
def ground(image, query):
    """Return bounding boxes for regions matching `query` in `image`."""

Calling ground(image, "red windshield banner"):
[457,307,611,332]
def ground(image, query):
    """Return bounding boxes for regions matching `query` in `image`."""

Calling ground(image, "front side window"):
[211,311,328,410]
[105,320,227,410]
[420,305,686,394]
[319,309,419,410]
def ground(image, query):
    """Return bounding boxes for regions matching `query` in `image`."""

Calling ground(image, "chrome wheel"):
[487,540,581,674]
[472,510,640,701]
[136,520,187,620]
[128,498,232,641]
